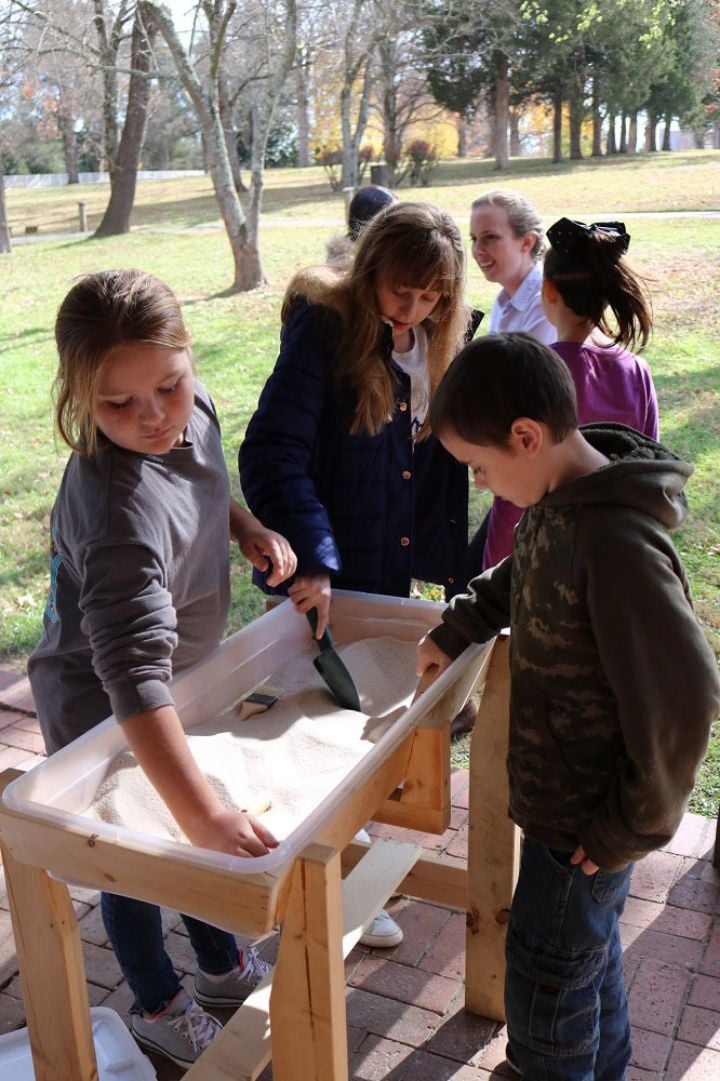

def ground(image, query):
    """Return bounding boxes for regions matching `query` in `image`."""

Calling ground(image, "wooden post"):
[78,202,88,232]
[0,773,98,1081]
[465,636,520,1021]
[270,845,348,1081]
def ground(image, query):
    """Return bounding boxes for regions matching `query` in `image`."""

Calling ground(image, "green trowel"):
[306,608,362,711]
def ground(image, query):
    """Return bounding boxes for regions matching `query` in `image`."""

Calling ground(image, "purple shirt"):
[483,340,660,570]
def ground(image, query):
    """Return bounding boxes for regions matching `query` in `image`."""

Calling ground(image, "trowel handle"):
[306,607,333,649]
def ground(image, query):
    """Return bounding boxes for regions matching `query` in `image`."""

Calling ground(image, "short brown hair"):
[430,333,577,446]
[54,269,191,455]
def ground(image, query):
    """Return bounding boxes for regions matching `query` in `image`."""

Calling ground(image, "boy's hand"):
[239,528,297,586]
[288,574,331,637]
[187,809,279,858]
[570,845,599,876]
[417,632,453,676]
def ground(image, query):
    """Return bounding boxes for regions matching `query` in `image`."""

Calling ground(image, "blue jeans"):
[505,837,633,1081]
[102,892,239,1014]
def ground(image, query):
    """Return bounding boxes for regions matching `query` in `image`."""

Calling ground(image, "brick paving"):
[0,670,719,1079]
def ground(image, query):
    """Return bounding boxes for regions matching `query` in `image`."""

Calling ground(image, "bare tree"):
[337,0,382,187]
[92,0,133,167]
[94,1,157,236]
[146,0,297,291]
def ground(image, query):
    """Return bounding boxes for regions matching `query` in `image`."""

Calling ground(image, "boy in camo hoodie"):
[417,333,720,1081]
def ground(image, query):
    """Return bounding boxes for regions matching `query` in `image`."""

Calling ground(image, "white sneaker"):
[359,909,403,948]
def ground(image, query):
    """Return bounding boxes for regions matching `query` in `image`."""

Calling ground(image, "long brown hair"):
[54,269,191,455]
[282,202,469,436]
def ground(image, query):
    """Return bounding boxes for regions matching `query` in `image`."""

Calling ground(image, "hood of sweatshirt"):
[541,422,693,532]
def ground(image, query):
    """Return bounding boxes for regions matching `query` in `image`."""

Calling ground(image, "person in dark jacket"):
[325,184,398,266]
[417,332,720,1081]
[240,201,477,639]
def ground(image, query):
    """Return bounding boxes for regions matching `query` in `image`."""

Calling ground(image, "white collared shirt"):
[488,263,555,345]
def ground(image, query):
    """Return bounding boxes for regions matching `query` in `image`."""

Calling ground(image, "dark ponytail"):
[544,218,652,352]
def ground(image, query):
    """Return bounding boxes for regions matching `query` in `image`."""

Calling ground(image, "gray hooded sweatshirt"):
[431,423,720,870]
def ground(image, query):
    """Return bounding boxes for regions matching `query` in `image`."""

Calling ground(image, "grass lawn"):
[2,149,719,814]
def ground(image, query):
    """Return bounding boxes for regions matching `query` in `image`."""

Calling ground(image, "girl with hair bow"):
[480,216,659,571]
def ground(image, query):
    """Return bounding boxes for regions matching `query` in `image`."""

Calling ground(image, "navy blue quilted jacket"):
[239,300,476,600]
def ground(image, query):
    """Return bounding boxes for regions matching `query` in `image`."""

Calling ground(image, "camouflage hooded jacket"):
[431,424,720,870]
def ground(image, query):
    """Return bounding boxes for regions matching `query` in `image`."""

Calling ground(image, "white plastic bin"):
[3,591,486,880]
[0,1008,156,1080]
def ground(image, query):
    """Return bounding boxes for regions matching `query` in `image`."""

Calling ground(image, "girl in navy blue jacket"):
[240,202,477,638]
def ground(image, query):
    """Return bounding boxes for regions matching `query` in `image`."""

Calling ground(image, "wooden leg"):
[465,636,520,1022]
[1,841,97,1081]
[373,725,451,834]
[270,844,348,1081]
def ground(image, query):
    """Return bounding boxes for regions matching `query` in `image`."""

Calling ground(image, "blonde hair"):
[471,189,546,262]
[282,202,468,436]
[54,269,191,455]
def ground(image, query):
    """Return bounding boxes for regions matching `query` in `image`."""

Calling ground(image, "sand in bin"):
[87,637,419,845]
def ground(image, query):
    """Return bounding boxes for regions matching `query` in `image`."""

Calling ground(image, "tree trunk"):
[456,116,467,158]
[619,114,628,154]
[509,108,521,156]
[340,0,375,188]
[0,171,11,254]
[590,77,602,155]
[58,113,80,183]
[379,41,402,182]
[692,126,705,148]
[645,107,657,151]
[628,112,638,154]
[341,52,374,188]
[662,115,672,150]
[295,44,312,167]
[493,53,509,170]
[219,72,246,192]
[569,98,583,160]
[552,91,563,163]
[606,113,616,154]
[94,6,156,238]
[92,0,120,168]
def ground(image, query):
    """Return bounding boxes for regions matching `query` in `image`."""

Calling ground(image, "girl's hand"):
[239,527,297,586]
[417,632,453,677]
[186,809,279,858]
[288,574,331,637]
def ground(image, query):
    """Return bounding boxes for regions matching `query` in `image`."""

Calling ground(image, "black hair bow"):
[547,217,630,256]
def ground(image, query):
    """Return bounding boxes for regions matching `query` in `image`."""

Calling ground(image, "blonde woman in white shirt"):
[469,189,555,345]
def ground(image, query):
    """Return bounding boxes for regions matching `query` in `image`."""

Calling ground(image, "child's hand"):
[239,528,297,586]
[570,845,599,876]
[416,632,453,677]
[187,809,279,858]
[288,573,331,637]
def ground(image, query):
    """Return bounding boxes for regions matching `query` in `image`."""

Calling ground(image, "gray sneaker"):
[194,946,272,1007]
[131,989,222,1067]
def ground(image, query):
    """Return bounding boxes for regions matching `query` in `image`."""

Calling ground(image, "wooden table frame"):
[0,637,517,1081]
